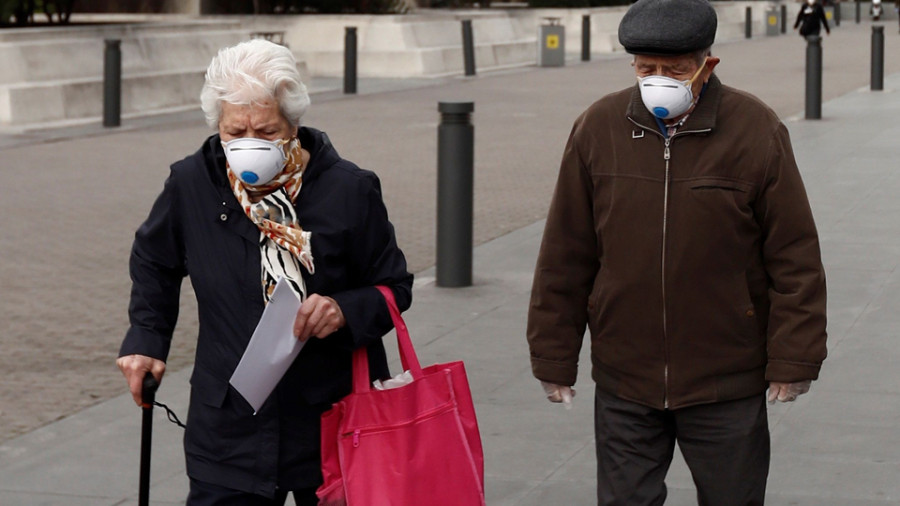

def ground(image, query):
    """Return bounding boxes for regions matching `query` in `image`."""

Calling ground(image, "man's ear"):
[703,56,721,82]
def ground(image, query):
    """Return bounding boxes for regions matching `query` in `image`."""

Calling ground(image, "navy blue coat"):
[119,127,413,496]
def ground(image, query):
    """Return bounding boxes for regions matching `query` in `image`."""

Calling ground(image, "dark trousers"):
[594,389,770,506]
[187,478,319,506]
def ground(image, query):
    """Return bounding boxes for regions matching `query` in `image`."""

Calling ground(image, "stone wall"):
[0,2,804,131]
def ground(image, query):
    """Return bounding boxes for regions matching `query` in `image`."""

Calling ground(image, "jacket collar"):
[626,74,723,135]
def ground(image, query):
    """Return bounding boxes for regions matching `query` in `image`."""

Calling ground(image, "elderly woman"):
[116,39,412,505]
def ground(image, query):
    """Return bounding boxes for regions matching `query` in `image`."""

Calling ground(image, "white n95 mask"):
[637,60,707,120]
[222,137,289,186]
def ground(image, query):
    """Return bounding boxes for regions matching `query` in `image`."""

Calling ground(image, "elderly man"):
[527,0,827,504]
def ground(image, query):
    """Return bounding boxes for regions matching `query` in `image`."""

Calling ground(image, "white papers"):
[230,277,305,414]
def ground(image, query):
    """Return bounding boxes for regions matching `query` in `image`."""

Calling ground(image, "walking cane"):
[139,372,159,506]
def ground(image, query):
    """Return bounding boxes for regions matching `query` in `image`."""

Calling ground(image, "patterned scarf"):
[226,137,315,302]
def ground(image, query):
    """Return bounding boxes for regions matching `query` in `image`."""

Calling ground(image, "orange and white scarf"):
[226,137,314,302]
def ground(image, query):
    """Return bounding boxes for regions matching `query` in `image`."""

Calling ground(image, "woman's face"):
[218,99,294,143]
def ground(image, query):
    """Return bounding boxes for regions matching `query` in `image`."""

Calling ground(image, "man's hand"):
[541,381,576,409]
[767,380,811,404]
[117,354,166,407]
[293,294,346,342]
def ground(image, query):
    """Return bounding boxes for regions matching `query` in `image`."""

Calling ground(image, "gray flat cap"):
[618,0,717,55]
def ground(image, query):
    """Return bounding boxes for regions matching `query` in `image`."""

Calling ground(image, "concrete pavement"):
[1,20,900,506]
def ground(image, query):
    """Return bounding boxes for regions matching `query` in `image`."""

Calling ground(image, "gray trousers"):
[594,389,770,506]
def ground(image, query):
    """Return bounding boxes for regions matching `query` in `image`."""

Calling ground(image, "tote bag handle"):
[352,286,424,393]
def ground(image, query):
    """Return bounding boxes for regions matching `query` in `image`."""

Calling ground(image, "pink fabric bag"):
[316,286,485,506]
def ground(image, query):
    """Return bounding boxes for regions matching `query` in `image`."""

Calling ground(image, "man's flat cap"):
[618,0,717,55]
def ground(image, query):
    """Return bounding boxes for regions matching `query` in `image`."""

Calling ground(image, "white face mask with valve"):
[637,59,707,120]
[222,137,289,186]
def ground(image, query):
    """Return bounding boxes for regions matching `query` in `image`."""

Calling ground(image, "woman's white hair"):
[200,39,310,129]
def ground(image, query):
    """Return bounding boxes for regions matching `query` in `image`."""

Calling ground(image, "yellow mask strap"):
[688,57,709,85]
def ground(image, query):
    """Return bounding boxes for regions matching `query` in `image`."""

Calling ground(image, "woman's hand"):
[116,354,166,407]
[293,294,346,342]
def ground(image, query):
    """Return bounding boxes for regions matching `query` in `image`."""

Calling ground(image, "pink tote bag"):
[316,286,485,506]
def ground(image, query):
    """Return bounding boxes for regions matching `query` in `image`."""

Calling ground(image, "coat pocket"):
[189,365,229,408]
[688,177,754,193]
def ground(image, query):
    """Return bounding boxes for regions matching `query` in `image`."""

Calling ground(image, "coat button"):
[220,213,228,221]
[746,309,755,317]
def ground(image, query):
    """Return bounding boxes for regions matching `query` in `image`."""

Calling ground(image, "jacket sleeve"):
[527,116,599,386]
[819,6,830,32]
[118,169,187,361]
[794,8,802,28]
[330,171,413,350]
[756,123,827,383]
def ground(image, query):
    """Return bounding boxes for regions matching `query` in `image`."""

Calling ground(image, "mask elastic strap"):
[688,57,709,86]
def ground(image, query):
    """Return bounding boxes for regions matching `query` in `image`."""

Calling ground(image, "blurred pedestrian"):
[795,0,831,37]
[116,39,412,505]
[896,0,900,32]
[527,0,828,504]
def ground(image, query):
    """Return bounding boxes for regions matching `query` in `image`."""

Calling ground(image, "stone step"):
[0,29,248,86]
[0,67,206,125]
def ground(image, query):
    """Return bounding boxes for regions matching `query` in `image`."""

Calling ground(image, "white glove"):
[541,381,575,410]
[767,380,811,404]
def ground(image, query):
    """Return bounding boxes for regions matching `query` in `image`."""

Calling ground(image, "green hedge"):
[0,0,74,26]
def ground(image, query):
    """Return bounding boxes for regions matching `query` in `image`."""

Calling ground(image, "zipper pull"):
[664,139,671,161]
[352,429,360,448]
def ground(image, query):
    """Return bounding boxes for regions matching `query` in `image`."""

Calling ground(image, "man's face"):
[632,53,719,97]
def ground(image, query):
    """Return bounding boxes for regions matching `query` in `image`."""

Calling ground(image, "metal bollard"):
[462,20,476,77]
[856,0,861,24]
[582,14,591,62]
[344,27,357,95]
[745,7,752,39]
[871,26,884,91]
[834,2,841,26]
[436,102,474,287]
[103,39,121,128]
[781,4,787,33]
[805,35,822,120]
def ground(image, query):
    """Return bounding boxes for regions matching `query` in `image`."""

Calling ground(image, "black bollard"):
[344,27,357,95]
[805,35,822,120]
[856,0,860,24]
[436,102,474,288]
[582,14,591,62]
[871,26,884,91]
[834,2,841,26]
[103,39,121,128]
[462,20,476,77]
[745,7,752,39]
[781,4,787,33]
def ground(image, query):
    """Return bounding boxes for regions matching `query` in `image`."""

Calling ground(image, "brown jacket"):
[527,75,827,410]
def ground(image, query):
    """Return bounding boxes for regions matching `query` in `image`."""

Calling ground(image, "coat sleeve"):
[756,123,827,383]
[526,116,599,387]
[118,169,187,361]
[819,6,830,32]
[329,171,413,350]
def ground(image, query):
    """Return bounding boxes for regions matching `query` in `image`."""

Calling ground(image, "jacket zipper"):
[662,138,671,409]
[629,120,711,409]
